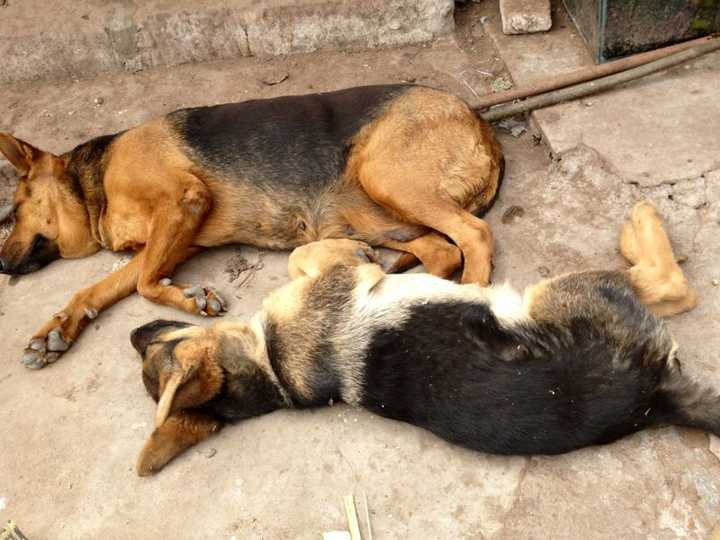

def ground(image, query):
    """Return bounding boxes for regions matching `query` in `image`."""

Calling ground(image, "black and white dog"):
[129,201,705,476]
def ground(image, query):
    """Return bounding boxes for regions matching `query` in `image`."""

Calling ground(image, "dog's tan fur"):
[0,86,503,368]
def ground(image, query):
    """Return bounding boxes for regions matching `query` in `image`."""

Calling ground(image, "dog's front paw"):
[21,327,70,369]
[21,306,98,369]
[182,286,228,317]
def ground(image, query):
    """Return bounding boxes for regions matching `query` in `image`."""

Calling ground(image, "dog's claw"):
[85,307,98,320]
[21,350,39,365]
[183,286,204,298]
[21,350,47,369]
[207,298,221,314]
[47,329,70,352]
[195,296,207,311]
[29,338,46,352]
[159,278,172,287]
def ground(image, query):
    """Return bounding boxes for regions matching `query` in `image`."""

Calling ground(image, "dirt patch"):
[501,205,525,224]
[225,250,264,287]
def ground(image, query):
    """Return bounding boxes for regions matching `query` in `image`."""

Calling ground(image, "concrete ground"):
[1,3,720,538]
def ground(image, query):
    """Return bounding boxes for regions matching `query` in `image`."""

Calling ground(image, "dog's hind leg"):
[350,91,501,285]
[361,175,494,285]
[622,201,697,317]
[381,233,462,278]
[135,176,227,317]
[288,239,380,279]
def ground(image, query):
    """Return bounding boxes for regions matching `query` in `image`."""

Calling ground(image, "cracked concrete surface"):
[1,9,720,538]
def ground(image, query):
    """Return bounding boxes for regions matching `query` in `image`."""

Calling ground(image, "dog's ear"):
[155,354,202,428]
[155,337,222,427]
[0,133,43,176]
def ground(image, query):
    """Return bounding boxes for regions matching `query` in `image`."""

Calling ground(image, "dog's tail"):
[652,367,720,437]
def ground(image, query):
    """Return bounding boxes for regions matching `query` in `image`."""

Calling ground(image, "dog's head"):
[131,319,280,428]
[0,133,98,275]
[131,320,225,427]
[131,319,289,475]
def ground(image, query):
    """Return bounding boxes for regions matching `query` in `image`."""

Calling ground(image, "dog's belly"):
[194,178,335,249]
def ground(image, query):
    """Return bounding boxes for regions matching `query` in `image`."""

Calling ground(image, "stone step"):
[0,0,454,84]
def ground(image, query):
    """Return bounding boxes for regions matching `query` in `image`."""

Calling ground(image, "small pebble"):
[94,97,104,106]
[206,448,217,459]
[712,279,719,286]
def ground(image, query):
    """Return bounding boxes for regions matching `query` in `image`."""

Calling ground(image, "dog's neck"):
[247,314,294,408]
[64,133,121,248]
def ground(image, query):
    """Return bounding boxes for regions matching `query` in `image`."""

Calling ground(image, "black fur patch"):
[65,133,119,207]
[170,85,410,194]
[360,298,672,455]
[203,365,286,423]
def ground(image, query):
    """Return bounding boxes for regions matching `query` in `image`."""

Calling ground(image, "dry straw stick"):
[362,492,373,540]
[343,495,363,540]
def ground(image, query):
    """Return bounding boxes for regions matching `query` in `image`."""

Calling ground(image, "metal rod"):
[473,35,717,111]
[479,37,720,122]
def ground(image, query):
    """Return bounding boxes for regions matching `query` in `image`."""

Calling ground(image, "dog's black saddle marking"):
[172,85,410,194]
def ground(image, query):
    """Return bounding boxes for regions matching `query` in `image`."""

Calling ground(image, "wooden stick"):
[343,495,362,540]
[479,37,720,122]
[473,35,717,111]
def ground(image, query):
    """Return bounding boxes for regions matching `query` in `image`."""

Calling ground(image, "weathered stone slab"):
[499,0,552,35]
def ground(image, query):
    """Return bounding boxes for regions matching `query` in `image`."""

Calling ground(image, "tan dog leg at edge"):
[622,201,698,317]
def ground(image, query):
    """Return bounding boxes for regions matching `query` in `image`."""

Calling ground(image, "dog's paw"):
[20,306,98,369]
[182,286,228,317]
[20,330,67,369]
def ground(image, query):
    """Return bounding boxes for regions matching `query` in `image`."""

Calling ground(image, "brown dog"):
[130,201,699,476]
[0,85,503,368]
